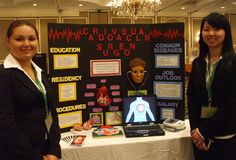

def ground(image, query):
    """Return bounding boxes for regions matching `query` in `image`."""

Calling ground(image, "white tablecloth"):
[60,119,194,160]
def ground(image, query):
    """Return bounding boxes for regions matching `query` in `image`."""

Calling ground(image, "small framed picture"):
[90,112,103,126]
[106,111,122,125]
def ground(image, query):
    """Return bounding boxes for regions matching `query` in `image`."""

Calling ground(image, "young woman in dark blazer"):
[0,20,61,160]
[187,12,236,160]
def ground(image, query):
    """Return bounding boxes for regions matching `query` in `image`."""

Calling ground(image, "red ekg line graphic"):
[48,28,81,43]
[48,27,184,42]
[151,29,184,40]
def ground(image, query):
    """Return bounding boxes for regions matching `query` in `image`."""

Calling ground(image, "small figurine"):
[73,123,83,131]
[72,119,95,131]
[82,118,94,130]
[96,85,111,107]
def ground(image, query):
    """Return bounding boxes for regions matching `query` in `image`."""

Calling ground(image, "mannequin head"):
[129,57,147,84]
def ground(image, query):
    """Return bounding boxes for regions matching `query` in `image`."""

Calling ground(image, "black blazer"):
[0,65,61,160]
[187,53,236,139]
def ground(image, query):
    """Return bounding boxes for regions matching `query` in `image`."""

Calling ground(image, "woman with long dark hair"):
[187,12,236,160]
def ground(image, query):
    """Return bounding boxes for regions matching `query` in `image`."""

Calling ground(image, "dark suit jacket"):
[0,65,61,160]
[187,53,236,139]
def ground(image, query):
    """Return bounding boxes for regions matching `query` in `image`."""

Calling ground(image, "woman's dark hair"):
[199,12,234,59]
[6,20,39,40]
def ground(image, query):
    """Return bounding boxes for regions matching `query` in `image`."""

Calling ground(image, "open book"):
[92,126,123,138]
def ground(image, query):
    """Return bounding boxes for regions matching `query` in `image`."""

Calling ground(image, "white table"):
[60,119,194,160]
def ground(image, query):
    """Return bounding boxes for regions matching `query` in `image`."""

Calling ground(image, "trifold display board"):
[48,23,185,132]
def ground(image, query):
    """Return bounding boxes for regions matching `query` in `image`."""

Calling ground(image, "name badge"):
[201,106,218,118]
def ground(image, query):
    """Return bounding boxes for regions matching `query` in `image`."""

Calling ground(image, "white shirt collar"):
[205,55,222,65]
[3,53,43,81]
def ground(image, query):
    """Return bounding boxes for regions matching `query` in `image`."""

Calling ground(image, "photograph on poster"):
[90,112,104,126]
[53,54,78,70]
[160,108,175,120]
[58,82,77,102]
[153,82,183,100]
[58,111,82,128]
[90,59,121,77]
[106,111,122,125]
[155,54,180,68]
